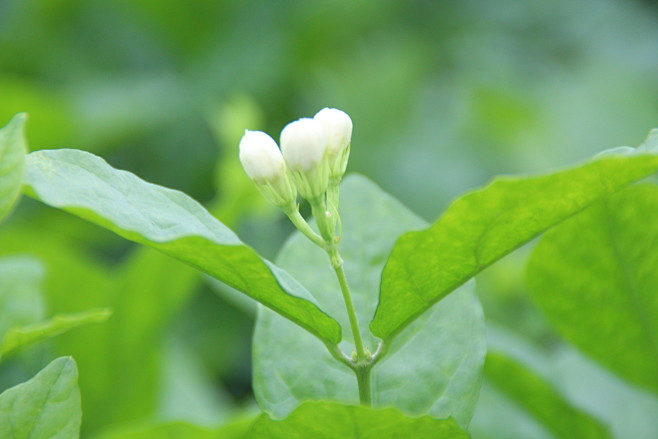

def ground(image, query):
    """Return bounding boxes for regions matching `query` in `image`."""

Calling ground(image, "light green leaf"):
[0,357,81,439]
[484,352,611,439]
[94,402,468,439]
[100,247,201,427]
[527,184,658,394]
[23,149,341,344]
[93,419,253,439]
[0,224,118,431]
[0,227,204,430]
[0,113,27,222]
[0,308,111,360]
[248,401,469,439]
[372,147,658,341]
[0,256,45,336]
[253,175,485,426]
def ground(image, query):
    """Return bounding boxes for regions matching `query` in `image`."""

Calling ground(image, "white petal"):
[239,130,285,182]
[314,108,352,154]
[280,118,327,172]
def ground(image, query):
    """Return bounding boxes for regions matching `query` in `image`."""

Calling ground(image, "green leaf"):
[248,401,469,439]
[0,357,81,439]
[371,148,658,341]
[253,175,485,426]
[0,256,45,336]
[93,419,253,439]
[94,402,468,439]
[484,352,612,439]
[0,113,27,222]
[0,225,118,431]
[22,149,341,344]
[99,247,201,427]
[527,184,658,394]
[0,227,202,430]
[0,308,112,360]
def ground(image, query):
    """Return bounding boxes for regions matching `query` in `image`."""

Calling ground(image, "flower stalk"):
[239,107,373,405]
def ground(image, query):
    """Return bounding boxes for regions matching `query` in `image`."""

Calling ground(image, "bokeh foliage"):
[1,0,657,438]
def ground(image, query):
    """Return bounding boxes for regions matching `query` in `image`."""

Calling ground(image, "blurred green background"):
[1,0,657,438]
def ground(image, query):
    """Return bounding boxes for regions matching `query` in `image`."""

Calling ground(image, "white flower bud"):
[280,118,327,172]
[239,130,285,183]
[314,108,352,180]
[280,118,330,201]
[239,130,296,208]
[313,108,352,155]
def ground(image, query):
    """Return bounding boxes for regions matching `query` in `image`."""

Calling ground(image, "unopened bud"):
[280,118,329,200]
[281,118,327,171]
[314,108,352,155]
[239,130,296,207]
[314,108,352,179]
[239,131,284,182]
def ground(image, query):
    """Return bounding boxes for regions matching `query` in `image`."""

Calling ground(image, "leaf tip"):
[3,112,28,133]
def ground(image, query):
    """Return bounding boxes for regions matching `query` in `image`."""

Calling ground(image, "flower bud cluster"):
[238,108,352,211]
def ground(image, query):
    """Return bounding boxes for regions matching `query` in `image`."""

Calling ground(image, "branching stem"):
[299,197,374,406]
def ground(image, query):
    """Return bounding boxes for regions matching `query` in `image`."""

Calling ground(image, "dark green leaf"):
[372,148,658,341]
[527,184,658,394]
[484,352,611,439]
[0,357,81,439]
[253,175,485,426]
[0,113,27,222]
[23,149,341,344]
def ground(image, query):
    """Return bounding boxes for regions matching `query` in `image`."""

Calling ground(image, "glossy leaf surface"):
[372,150,658,341]
[23,149,341,344]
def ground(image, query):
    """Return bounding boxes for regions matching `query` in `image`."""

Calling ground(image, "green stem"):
[284,206,325,248]
[330,249,367,366]
[332,254,371,406]
[355,364,372,406]
[302,198,372,405]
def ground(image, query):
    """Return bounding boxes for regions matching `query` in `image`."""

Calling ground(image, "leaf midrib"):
[24,361,66,439]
